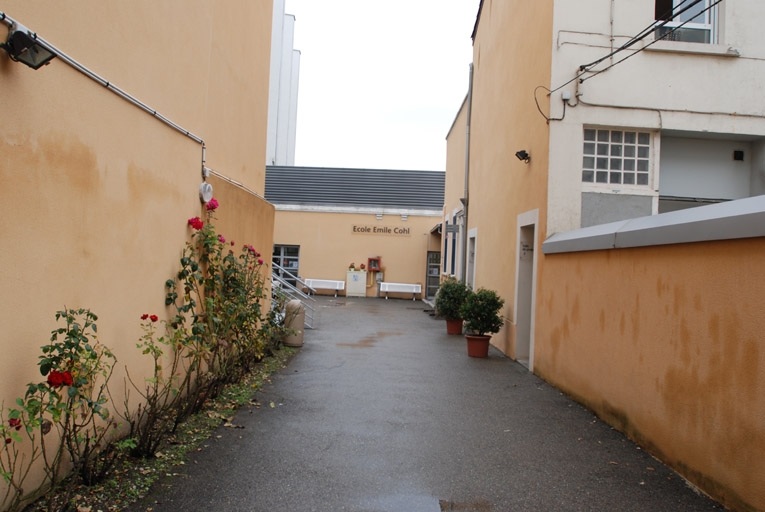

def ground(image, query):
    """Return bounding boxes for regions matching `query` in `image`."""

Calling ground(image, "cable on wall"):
[580,0,724,84]
[0,11,210,179]
[533,0,724,122]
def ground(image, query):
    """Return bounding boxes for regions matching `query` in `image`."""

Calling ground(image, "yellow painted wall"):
[0,1,274,496]
[445,98,467,220]
[274,210,440,299]
[469,0,554,355]
[536,239,765,512]
[2,2,272,192]
[207,175,275,281]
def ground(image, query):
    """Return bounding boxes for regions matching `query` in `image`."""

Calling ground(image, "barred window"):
[582,129,651,186]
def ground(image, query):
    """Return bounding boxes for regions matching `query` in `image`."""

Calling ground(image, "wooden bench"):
[304,279,345,297]
[379,282,422,300]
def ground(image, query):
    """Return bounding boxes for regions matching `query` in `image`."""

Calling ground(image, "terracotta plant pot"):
[445,318,463,335]
[465,334,491,358]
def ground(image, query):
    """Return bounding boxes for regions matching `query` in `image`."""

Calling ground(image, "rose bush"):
[1,309,118,512]
[126,197,278,458]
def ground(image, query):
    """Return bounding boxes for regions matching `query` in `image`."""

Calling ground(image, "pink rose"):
[218,235,226,244]
[205,198,219,211]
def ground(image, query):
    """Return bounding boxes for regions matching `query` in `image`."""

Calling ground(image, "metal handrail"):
[272,262,316,296]
[271,263,317,329]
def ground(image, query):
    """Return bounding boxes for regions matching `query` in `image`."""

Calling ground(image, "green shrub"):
[434,278,470,320]
[460,288,505,336]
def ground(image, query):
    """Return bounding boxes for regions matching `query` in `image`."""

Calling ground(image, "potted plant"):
[434,278,470,335]
[459,288,505,357]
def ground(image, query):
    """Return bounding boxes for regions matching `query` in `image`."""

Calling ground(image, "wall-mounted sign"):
[352,225,411,236]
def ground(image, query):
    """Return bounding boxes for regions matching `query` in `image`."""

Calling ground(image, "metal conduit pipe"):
[0,11,208,179]
[460,63,474,284]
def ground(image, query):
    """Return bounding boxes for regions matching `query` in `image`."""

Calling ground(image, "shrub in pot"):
[434,277,470,335]
[459,288,505,357]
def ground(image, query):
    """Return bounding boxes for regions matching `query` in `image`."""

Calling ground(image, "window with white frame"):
[655,0,717,44]
[582,128,652,186]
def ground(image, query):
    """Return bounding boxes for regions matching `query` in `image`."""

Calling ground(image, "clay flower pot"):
[465,334,491,358]
[445,318,463,335]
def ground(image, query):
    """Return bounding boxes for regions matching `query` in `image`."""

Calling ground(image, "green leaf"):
[67,386,78,398]
[40,360,51,376]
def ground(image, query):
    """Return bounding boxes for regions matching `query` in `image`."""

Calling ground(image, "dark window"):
[272,245,300,286]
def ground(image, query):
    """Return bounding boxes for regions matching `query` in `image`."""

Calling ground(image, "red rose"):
[141,314,149,320]
[205,198,219,211]
[61,371,73,387]
[258,259,264,265]
[8,418,21,431]
[187,217,204,230]
[150,315,159,323]
[47,370,64,388]
[4,438,10,444]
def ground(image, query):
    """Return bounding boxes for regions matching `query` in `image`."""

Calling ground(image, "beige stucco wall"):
[274,210,440,299]
[207,175,275,281]
[0,1,274,492]
[2,2,272,192]
[536,239,765,511]
[468,0,554,355]
[444,98,468,226]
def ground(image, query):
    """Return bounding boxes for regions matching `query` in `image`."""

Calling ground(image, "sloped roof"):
[265,165,445,210]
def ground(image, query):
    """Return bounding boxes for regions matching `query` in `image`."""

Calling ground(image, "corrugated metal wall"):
[265,166,445,209]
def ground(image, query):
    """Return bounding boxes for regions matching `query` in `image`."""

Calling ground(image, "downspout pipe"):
[0,11,208,179]
[460,63,474,284]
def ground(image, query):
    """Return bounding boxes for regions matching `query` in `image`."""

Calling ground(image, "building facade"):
[267,0,300,166]
[267,165,444,300]
[448,1,765,510]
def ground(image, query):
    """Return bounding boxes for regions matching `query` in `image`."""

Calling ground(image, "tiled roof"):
[265,166,445,210]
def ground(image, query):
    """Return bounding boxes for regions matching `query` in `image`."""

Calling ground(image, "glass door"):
[426,252,441,300]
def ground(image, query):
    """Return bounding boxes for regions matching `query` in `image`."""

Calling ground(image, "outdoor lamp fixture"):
[0,22,56,69]
[515,150,530,163]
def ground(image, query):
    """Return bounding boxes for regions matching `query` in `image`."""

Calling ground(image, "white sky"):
[284,0,480,171]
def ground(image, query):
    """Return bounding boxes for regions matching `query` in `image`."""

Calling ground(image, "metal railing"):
[271,263,317,329]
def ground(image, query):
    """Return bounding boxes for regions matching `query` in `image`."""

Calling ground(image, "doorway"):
[426,252,441,300]
[466,230,476,290]
[515,211,538,370]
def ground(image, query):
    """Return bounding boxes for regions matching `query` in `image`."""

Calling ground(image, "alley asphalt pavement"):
[127,296,724,512]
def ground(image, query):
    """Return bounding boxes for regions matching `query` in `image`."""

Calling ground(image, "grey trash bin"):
[283,299,305,347]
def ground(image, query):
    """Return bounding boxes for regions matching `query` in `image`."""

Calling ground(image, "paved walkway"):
[128,297,723,511]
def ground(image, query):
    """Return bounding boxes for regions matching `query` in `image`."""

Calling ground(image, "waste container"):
[282,299,305,347]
